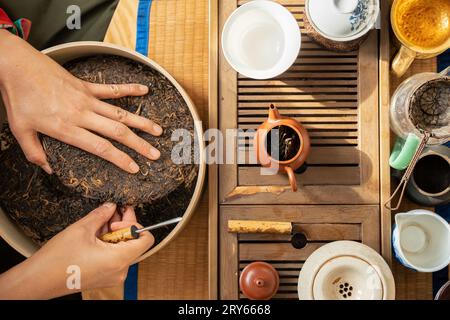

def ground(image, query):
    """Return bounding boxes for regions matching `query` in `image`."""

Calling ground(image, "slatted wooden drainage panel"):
[220,206,380,300]
[218,0,380,205]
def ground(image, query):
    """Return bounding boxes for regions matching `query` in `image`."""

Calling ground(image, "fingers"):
[84,82,149,99]
[81,203,117,231]
[110,207,154,255]
[53,125,140,174]
[93,101,163,136]
[14,130,52,174]
[114,228,154,260]
[110,207,138,231]
[81,113,160,160]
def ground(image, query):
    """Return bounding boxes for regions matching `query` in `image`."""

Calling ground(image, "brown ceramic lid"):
[240,262,279,300]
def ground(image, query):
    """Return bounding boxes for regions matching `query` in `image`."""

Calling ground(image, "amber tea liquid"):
[394,0,450,49]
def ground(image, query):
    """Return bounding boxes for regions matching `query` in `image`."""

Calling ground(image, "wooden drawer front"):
[219,205,379,299]
[218,0,379,205]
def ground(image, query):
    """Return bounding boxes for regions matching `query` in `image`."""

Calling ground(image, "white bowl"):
[312,256,383,300]
[0,42,206,263]
[221,0,301,79]
[298,241,395,300]
[305,0,379,42]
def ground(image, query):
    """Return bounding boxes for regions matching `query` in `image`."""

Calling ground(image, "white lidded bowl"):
[305,0,379,42]
[221,0,301,79]
[0,41,206,263]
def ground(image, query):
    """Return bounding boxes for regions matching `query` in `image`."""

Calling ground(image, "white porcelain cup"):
[392,209,450,272]
[221,0,301,79]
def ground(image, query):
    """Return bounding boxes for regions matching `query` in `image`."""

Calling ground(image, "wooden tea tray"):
[208,0,392,299]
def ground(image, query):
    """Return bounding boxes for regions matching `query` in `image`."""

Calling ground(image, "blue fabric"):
[432,52,450,297]
[135,0,152,56]
[124,263,139,300]
[123,0,153,300]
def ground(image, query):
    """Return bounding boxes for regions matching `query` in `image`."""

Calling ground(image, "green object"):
[389,133,421,170]
[0,0,119,50]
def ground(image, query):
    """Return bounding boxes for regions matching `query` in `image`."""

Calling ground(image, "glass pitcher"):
[390,66,450,170]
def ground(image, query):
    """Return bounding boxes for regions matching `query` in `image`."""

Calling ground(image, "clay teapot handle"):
[285,166,297,192]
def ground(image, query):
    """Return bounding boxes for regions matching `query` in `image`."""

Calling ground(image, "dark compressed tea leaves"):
[265,125,301,161]
[43,55,197,205]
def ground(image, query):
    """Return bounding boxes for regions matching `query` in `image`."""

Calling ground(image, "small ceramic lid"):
[305,0,379,41]
[240,262,279,300]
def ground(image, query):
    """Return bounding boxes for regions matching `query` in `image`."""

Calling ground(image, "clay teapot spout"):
[268,104,282,121]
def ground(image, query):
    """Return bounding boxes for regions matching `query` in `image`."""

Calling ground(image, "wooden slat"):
[239,166,360,185]
[237,146,360,165]
[238,115,358,123]
[238,223,361,241]
[239,262,304,269]
[239,242,324,261]
[295,51,358,57]
[238,130,358,137]
[238,108,358,115]
[239,101,358,108]
[239,123,358,130]
[272,293,299,299]
[239,72,358,79]
[239,86,357,93]
[238,94,357,101]
[280,278,302,284]
[238,79,358,86]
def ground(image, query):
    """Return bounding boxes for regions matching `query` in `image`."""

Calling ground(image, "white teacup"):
[221,0,301,79]
[393,209,450,272]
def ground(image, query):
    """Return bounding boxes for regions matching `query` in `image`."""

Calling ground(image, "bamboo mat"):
[83,0,209,300]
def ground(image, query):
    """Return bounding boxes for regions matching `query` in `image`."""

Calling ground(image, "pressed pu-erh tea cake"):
[0,55,198,245]
[44,55,197,205]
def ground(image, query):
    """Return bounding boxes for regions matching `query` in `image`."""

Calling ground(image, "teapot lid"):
[305,0,379,41]
[239,262,279,300]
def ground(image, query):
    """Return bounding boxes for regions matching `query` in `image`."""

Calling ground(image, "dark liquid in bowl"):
[413,154,449,194]
[265,125,301,161]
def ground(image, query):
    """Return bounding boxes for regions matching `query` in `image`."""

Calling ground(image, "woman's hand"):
[0,203,153,299]
[0,30,162,174]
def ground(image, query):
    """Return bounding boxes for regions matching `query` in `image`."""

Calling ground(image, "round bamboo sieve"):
[0,42,206,262]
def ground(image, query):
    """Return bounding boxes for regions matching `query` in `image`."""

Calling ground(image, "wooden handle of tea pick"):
[99,225,139,243]
[228,220,292,234]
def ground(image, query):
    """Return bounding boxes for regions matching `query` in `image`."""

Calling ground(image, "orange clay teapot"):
[254,104,311,191]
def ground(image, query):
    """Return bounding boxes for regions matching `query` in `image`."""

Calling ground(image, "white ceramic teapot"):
[392,209,450,272]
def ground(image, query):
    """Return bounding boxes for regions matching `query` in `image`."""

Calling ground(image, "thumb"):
[80,203,117,231]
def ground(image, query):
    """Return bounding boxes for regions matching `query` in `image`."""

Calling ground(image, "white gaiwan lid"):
[305,0,379,41]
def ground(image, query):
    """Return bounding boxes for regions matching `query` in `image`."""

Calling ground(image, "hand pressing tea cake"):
[43,55,197,205]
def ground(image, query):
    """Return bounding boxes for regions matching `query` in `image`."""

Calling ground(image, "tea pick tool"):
[384,131,430,210]
[228,220,308,249]
[100,217,182,243]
